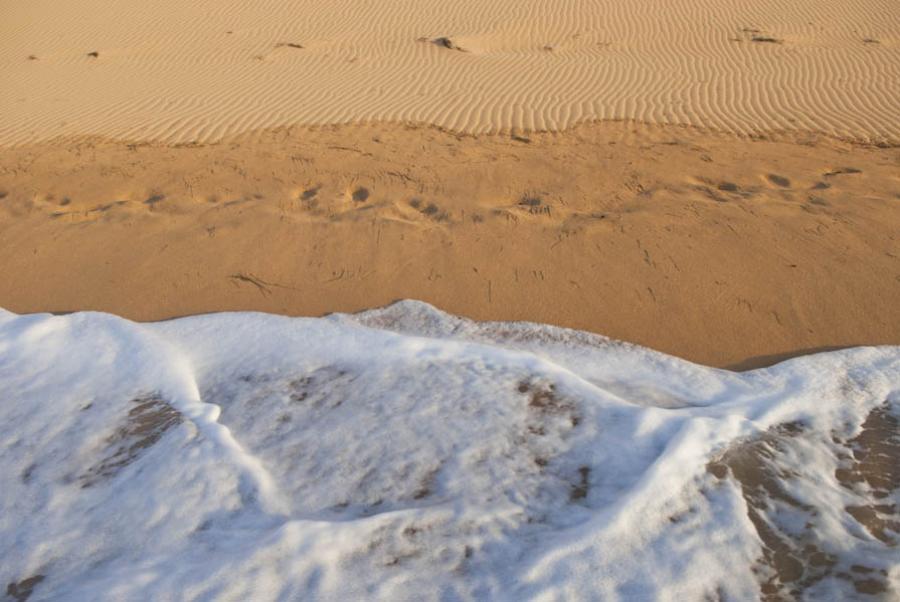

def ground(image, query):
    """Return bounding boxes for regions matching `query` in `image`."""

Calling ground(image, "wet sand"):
[1,121,898,368]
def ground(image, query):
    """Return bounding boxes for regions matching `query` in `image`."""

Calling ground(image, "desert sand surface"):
[1,122,898,368]
[2,0,899,144]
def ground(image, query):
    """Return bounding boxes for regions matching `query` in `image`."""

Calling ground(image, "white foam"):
[0,301,897,600]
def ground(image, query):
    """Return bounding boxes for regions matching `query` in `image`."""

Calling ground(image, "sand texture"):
[1,122,898,368]
[2,0,900,144]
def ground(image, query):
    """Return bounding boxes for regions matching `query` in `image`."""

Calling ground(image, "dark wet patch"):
[80,393,183,487]
[517,379,580,428]
[835,403,899,544]
[287,366,354,408]
[709,421,837,596]
[351,187,370,203]
[709,409,899,599]
[6,575,44,602]
[412,466,440,500]
[20,464,36,483]
[570,466,591,501]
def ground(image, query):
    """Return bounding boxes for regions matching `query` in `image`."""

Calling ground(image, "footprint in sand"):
[518,194,552,216]
[351,187,370,203]
[409,198,449,221]
[301,186,319,201]
[766,174,791,188]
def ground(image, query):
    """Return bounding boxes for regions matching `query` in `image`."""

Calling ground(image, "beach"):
[1,0,899,599]
[2,0,899,367]
[1,122,898,367]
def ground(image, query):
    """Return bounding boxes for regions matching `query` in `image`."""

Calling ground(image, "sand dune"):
[2,0,900,144]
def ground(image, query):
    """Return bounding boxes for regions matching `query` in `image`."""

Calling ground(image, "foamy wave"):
[0,301,897,600]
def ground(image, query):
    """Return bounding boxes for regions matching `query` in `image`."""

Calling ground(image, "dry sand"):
[2,0,899,144]
[1,0,899,368]
[1,122,898,369]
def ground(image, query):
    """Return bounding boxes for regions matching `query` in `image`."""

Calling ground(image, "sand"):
[2,0,899,144]
[1,121,898,368]
[1,0,899,368]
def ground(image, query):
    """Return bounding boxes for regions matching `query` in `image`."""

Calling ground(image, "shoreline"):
[2,121,898,369]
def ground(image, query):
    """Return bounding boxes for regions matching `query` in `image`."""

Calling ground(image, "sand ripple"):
[2,0,899,143]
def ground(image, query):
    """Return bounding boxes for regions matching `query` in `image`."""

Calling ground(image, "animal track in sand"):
[408,198,449,222]
[766,174,792,188]
[733,28,784,44]
[689,176,758,201]
[824,167,863,177]
[419,37,469,52]
[301,186,320,201]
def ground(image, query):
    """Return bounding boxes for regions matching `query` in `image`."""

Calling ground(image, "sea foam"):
[0,301,897,600]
